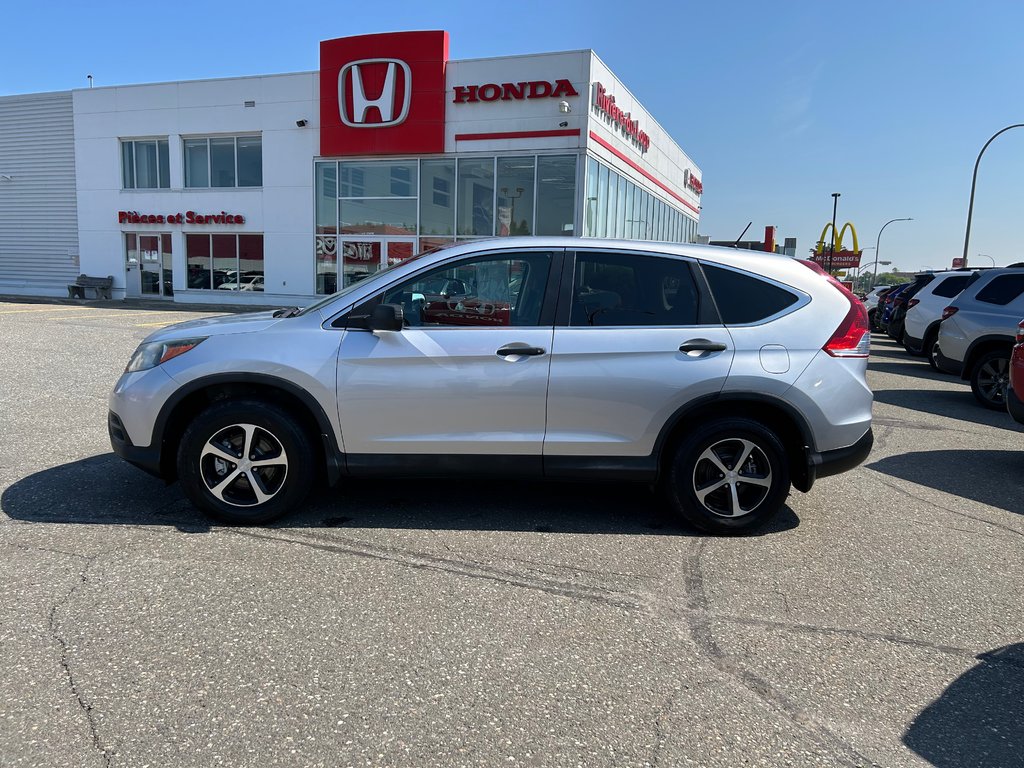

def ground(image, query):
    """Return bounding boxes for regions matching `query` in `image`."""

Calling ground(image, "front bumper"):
[109,411,164,478]
[1008,386,1024,426]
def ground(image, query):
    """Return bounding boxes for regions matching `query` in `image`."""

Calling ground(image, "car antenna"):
[733,222,752,248]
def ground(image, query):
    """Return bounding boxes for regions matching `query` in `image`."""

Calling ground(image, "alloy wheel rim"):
[199,423,289,507]
[978,358,1009,404]
[692,438,773,518]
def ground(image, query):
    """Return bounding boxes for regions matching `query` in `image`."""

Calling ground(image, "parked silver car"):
[936,266,1024,408]
[902,270,977,368]
[108,239,874,533]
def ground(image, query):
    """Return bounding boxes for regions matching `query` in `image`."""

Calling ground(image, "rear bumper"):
[935,347,964,376]
[903,329,925,354]
[807,428,874,485]
[1008,386,1024,426]
[109,411,164,479]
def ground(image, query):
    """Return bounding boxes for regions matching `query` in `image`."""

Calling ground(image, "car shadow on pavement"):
[1,453,801,537]
[903,643,1024,767]
[868,360,956,382]
[873,388,1024,433]
[866,450,1023,515]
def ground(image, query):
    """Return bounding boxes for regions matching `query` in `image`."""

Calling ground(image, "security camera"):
[296,119,309,127]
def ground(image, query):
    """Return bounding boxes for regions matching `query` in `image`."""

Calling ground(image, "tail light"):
[941,306,959,321]
[907,298,920,309]
[1017,319,1024,344]
[795,262,871,358]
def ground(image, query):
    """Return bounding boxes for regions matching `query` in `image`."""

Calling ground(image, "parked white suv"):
[108,239,874,534]
[936,266,1024,408]
[902,270,977,368]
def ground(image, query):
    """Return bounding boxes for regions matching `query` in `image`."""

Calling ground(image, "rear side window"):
[975,274,1024,305]
[571,252,700,327]
[701,264,799,324]
[932,274,970,298]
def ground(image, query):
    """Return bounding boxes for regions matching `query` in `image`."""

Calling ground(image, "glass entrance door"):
[126,233,172,298]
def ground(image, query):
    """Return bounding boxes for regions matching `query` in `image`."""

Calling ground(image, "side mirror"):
[370,303,404,332]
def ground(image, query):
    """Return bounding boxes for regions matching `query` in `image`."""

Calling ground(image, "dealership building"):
[0,31,703,305]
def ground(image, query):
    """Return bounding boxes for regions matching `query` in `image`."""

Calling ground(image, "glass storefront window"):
[537,155,576,236]
[341,240,383,287]
[496,157,536,236]
[239,234,264,291]
[614,174,626,239]
[585,157,598,237]
[210,138,236,188]
[184,139,209,188]
[212,234,237,288]
[316,235,338,295]
[457,158,494,236]
[186,233,212,289]
[419,159,455,236]
[340,161,417,198]
[596,163,609,238]
[624,182,635,239]
[340,199,416,235]
[237,136,263,187]
[316,162,338,234]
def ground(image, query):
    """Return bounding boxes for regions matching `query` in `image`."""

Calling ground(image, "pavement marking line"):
[134,320,183,327]
[0,306,98,315]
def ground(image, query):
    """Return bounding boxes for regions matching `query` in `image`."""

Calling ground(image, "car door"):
[544,249,734,460]
[336,248,561,463]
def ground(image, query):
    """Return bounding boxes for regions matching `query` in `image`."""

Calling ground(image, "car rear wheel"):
[970,351,1012,410]
[177,399,315,524]
[665,418,790,534]
[925,331,941,370]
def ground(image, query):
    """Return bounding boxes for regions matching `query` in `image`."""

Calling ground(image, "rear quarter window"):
[931,274,970,298]
[701,263,799,324]
[975,274,1024,305]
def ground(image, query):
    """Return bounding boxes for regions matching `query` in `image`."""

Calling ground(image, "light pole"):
[872,217,913,287]
[962,124,1024,267]
[829,193,840,274]
[976,253,995,267]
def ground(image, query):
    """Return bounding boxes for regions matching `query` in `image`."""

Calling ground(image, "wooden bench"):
[67,275,114,300]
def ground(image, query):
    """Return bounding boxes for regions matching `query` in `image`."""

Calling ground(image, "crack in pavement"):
[682,539,882,768]
[224,527,639,609]
[48,550,116,768]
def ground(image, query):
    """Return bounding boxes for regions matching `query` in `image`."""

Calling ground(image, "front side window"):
[121,139,169,189]
[376,252,553,328]
[571,251,700,327]
[184,136,262,188]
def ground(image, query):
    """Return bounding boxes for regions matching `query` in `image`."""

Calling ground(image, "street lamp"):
[976,253,996,267]
[872,218,913,286]
[829,193,840,273]
[962,124,1024,267]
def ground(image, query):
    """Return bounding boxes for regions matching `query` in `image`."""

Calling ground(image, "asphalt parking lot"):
[1,298,1022,768]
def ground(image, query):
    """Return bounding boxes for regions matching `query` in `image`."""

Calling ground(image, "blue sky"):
[2,0,1021,275]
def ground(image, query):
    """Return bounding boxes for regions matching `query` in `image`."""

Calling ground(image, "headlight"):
[125,338,207,373]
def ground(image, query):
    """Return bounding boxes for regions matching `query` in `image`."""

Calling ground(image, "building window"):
[121,139,170,189]
[184,136,262,188]
[536,155,576,236]
[186,233,264,290]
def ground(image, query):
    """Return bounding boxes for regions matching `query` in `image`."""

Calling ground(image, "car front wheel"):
[970,351,1012,410]
[177,399,315,524]
[665,418,791,534]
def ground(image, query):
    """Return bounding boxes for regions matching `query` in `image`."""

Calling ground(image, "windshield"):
[295,247,440,317]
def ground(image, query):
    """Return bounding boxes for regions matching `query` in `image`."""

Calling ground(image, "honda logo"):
[338,59,412,127]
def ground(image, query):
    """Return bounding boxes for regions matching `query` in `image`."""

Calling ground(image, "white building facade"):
[0,31,702,305]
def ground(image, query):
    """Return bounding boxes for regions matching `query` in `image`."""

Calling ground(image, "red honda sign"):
[320,31,449,156]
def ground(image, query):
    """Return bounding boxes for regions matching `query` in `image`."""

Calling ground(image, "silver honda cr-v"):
[109,238,873,534]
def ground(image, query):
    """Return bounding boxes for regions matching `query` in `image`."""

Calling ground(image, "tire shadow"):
[873,388,1024,433]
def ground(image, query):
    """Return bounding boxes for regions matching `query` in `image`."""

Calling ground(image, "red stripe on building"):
[454,129,581,141]
[588,131,700,215]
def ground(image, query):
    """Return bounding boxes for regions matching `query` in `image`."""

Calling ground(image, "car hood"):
[142,310,285,342]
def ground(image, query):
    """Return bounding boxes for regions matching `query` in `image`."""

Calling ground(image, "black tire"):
[970,350,1012,410]
[925,331,941,370]
[177,399,315,524]
[665,418,791,534]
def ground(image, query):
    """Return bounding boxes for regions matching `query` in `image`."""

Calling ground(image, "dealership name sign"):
[118,210,246,225]
[592,82,650,153]
[452,79,579,103]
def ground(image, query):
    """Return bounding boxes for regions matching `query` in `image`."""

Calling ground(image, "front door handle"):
[496,345,546,357]
[679,339,728,354]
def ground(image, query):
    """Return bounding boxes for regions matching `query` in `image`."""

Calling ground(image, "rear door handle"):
[496,345,546,357]
[679,339,728,354]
